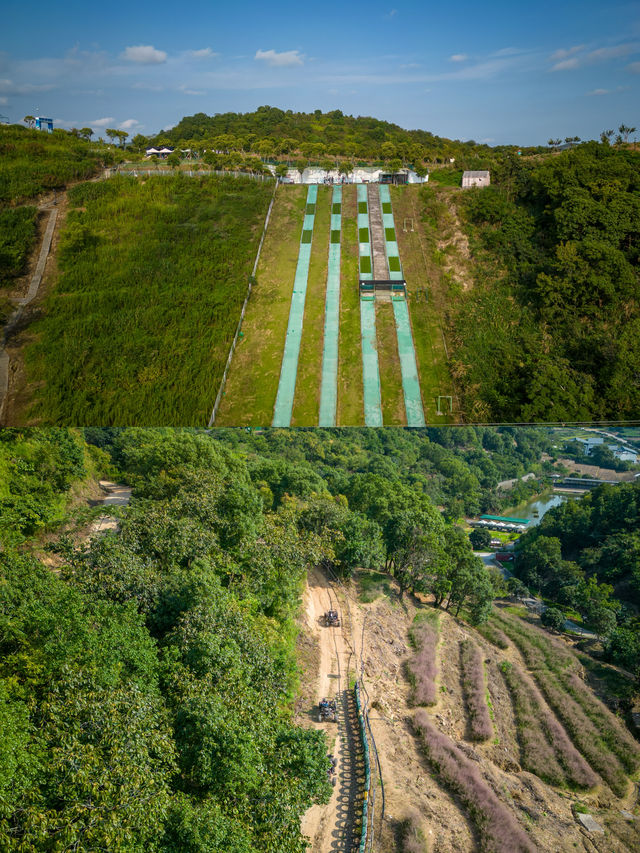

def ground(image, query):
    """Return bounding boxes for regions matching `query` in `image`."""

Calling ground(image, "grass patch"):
[0,207,39,285]
[305,203,316,214]
[376,302,406,425]
[382,202,392,214]
[358,227,369,242]
[359,256,372,275]
[336,185,363,424]
[330,229,341,244]
[332,203,341,214]
[207,184,308,426]
[301,229,313,243]
[0,125,107,203]
[388,256,401,272]
[357,569,391,603]
[291,186,331,425]
[358,201,367,214]
[385,227,396,241]
[24,175,274,425]
[391,185,455,423]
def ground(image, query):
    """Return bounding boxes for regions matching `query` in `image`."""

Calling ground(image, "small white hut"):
[462,170,490,188]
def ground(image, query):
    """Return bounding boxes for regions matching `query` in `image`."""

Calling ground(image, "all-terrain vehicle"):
[318,698,337,723]
[323,610,340,627]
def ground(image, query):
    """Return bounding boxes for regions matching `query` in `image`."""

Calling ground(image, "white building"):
[462,170,490,188]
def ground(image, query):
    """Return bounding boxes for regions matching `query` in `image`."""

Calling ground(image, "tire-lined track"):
[302,568,384,852]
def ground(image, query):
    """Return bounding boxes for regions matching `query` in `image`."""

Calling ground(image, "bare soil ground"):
[297,572,640,852]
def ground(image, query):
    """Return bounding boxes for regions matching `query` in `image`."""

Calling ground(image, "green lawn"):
[22,174,273,425]
[216,184,307,425]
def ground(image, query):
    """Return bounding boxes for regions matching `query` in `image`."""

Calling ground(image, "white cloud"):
[187,48,217,59]
[132,82,164,91]
[254,49,304,67]
[0,96,7,105]
[551,41,640,71]
[0,77,55,94]
[449,54,468,62]
[552,57,580,71]
[121,45,167,65]
[387,8,398,17]
[587,88,610,95]
[119,118,140,130]
[91,116,115,127]
[550,45,585,62]
[627,61,640,72]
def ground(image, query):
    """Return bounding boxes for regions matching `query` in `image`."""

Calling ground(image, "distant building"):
[462,170,490,188]
[35,117,53,133]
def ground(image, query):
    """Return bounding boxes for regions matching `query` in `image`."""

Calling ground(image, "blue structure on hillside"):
[35,116,53,132]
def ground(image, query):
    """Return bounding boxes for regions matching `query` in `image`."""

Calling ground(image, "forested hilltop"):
[441,140,640,421]
[146,105,521,167]
[1,425,553,850]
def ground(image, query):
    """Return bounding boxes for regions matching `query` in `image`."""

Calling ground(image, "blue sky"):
[2,0,640,145]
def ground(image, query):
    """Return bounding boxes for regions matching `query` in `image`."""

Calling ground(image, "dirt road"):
[301,568,363,852]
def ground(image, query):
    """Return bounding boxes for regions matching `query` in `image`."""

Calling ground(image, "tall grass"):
[0,125,104,203]
[408,620,439,706]
[501,661,597,788]
[460,640,492,741]
[0,207,38,285]
[414,710,536,853]
[398,810,429,853]
[22,174,273,425]
[492,609,634,797]
[475,622,509,650]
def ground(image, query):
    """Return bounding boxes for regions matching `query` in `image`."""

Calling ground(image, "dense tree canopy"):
[448,142,640,422]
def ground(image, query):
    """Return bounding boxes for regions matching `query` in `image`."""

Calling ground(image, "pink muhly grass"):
[501,661,566,786]
[565,673,640,774]
[414,710,537,853]
[461,640,493,741]
[409,623,438,706]
[535,670,627,797]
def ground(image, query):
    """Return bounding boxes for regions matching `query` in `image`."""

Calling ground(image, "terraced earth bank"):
[296,570,640,852]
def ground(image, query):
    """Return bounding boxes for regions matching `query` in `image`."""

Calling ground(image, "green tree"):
[469,528,492,550]
[541,606,565,632]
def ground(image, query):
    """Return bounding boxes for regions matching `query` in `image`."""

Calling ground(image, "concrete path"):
[360,297,383,426]
[319,186,342,426]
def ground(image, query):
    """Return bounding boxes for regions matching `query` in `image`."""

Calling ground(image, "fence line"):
[106,167,274,182]
[207,180,279,426]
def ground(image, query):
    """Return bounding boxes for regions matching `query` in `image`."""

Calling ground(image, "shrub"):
[0,207,38,282]
[460,640,492,740]
[414,711,536,853]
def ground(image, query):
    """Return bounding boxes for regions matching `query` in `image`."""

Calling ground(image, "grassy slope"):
[0,125,104,204]
[216,184,306,426]
[291,185,331,426]
[22,175,272,425]
[336,185,364,425]
[376,302,406,425]
[391,185,456,423]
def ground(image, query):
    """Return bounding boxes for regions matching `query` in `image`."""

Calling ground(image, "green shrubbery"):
[0,207,38,285]
[0,125,107,203]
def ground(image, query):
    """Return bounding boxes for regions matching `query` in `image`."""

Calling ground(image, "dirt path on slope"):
[88,480,132,535]
[301,568,362,852]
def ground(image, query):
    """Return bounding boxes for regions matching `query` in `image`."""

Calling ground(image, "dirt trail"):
[88,481,132,535]
[301,568,361,852]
